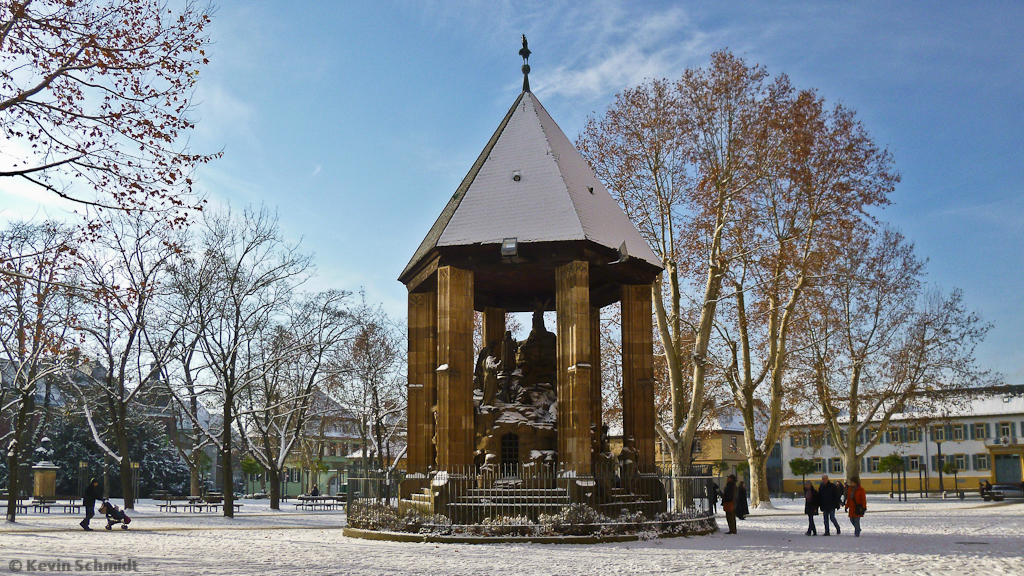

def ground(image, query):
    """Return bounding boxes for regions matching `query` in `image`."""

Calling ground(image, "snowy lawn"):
[1,497,1021,575]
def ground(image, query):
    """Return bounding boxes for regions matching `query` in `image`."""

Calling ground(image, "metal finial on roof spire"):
[519,34,531,92]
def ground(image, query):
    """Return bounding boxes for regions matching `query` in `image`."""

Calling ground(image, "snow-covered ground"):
[1,496,1021,575]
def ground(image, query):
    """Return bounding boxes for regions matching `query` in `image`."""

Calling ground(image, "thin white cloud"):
[192,81,256,149]
[931,194,1024,229]
[535,7,721,102]
[311,165,322,177]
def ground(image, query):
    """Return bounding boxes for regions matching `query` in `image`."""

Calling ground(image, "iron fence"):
[346,463,716,535]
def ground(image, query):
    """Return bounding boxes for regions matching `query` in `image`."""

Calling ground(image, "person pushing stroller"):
[98,501,132,530]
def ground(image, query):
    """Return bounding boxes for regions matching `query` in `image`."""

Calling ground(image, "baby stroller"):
[98,501,132,530]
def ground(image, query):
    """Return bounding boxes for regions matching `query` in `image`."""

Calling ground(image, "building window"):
[909,456,920,471]
[907,427,920,443]
[999,422,1011,438]
[953,425,965,442]
[692,437,702,454]
[831,457,843,473]
[889,427,900,443]
[793,434,807,448]
[933,426,946,442]
[976,454,989,470]
[973,423,986,439]
[730,436,738,452]
[869,456,880,472]
[955,454,966,470]
[814,459,824,473]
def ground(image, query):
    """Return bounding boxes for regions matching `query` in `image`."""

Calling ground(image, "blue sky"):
[3,1,1022,379]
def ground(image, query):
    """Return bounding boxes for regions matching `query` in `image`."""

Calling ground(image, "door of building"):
[994,453,1022,483]
[501,432,520,476]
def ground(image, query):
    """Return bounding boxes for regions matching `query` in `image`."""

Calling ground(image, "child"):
[98,501,132,530]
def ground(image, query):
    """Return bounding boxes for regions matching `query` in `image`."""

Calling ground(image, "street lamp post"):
[78,461,88,498]
[131,462,140,502]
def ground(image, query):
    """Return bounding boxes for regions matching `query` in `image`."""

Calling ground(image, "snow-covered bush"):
[398,510,453,534]
[655,511,718,535]
[537,503,608,535]
[601,509,646,535]
[470,515,535,537]
[346,501,403,531]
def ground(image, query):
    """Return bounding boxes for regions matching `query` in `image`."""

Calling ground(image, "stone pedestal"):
[32,461,59,499]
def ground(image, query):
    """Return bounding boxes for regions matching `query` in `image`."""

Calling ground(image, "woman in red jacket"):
[844,476,867,537]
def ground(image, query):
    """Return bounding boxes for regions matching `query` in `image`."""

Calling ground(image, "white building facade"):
[781,386,1024,493]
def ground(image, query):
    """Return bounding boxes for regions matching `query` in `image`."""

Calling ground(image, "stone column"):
[556,261,592,474]
[407,291,437,475]
[436,266,475,471]
[590,306,603,441]
[482,307,506,348]
[621,284,656,473]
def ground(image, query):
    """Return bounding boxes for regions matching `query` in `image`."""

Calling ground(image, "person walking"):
[736,480,750,520]
[803,480,819,536]
[722,474,738,534]
[708,481,720,514]
[845,476,867,537]
[818,475,841,535]
[80,478,101,531]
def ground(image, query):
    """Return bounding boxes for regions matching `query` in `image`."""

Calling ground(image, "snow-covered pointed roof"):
[401,90,661,279]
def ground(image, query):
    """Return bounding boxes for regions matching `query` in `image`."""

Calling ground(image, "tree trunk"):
[222,394,234,518]
[669,442,692,511]
[747,451,771,508]
[5,452,20,523]
[116,420,134,509]
[5,397,32,522]
[844,440,861,479]
[189,457,201,497]
[269,467,280,510]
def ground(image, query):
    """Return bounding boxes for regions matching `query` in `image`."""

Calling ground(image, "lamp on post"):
[78,461,88,497]
[131,461,140,502]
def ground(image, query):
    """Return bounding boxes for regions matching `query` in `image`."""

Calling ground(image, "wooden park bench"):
[296,495,337,511]
[0,491,28,515]
[206,503,243,513]
[158,495,191,512]
[32,497,56,513]
[62,501,82,514]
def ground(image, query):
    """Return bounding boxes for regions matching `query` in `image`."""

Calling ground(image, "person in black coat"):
[818,475,841,535]
[81,478,101,531]
[722,475,738,534]
[736,480,750,520]
[803,480,819,536]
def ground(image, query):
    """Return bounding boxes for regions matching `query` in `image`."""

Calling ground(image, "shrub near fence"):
[346,464,717,538]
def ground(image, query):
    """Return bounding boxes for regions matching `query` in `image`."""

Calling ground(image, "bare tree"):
[798,227,994,478]
[0,0,218,233]
[236,290,354,510]
[715,87,898,507]
[578,52,777,500]
[162,233,218,497]
[0,221,78,521]
[329,300,406,478]
[186,206,312,517]
[71,211,180,509]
